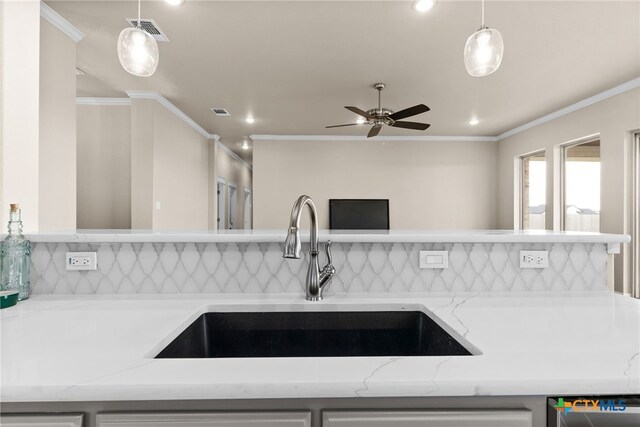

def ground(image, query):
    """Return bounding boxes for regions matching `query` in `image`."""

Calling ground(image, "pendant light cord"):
[137,0,141,28]
[481,0,485,28]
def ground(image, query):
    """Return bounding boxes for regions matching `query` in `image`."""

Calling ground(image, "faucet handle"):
[323,241,333,266]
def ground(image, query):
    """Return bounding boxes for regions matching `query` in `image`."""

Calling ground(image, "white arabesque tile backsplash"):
[29,241,609,294]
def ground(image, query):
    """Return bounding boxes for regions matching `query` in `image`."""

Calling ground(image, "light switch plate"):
[419,250,448,269]
[519,250,549,269]
[66,252,97,271]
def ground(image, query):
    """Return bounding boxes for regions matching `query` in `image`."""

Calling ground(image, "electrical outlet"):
[519,250,549,269]
[419,251,448,269]
[66,252,97,271]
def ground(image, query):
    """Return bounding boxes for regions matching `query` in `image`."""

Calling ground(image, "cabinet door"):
[97,412,311,427]
[323,410,532,427]
[0,414,83,427]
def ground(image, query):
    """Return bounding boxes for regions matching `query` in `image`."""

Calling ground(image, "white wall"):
[0,0,40,230]
[77,105,131,229]
[39,19,76,231]
[497,88,640,292]
[253,139,498,230]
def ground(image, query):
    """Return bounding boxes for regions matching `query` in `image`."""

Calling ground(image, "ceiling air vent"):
[211,108,230,117]
[125,18,170,42]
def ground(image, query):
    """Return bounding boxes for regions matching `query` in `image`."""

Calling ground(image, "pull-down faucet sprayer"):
[283,195,335,301]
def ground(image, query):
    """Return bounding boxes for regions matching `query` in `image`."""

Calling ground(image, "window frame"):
[517,149,547,230]
[632,132,640,297]
[554,135,601,232]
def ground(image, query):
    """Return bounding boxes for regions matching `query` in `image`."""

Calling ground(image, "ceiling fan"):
[326,83,431,138]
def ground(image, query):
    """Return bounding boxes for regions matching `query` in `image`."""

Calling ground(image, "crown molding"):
[497,77,640,141]
[114,91,253,169]
[76,97,131,106]
[102,78,637,171]
[40,1,84,42]
[216,140,253,171]
[250,135,498,142]
[125,91,216,140]
[253,78,640,144]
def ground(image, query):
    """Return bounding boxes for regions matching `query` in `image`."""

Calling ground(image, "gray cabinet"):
[0,414,83,427]
[323,410,532,427]
[96,412,311,427]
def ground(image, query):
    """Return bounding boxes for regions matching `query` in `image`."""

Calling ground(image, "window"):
[561,139,601,232]
[520,151,546,230]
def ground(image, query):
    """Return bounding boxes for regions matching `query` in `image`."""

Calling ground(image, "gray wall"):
[497,87,640,292]
[77,104,131,229]
[39,19,77,230]
[253,139,498,230]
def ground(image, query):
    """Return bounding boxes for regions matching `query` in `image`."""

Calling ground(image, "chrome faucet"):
[283,195,335,301]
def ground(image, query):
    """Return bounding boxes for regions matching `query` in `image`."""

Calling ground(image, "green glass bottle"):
[0,204,31,300]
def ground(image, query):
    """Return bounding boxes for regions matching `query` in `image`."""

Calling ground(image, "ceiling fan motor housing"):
[367,108,395,125]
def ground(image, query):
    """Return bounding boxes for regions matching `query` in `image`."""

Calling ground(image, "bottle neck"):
[7,210,23,236]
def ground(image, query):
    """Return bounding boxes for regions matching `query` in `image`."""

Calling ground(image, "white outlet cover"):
[519,250,549,269]
[66,252,98,271]
[419,250,448,269]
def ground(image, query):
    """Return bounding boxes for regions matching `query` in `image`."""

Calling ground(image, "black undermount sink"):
[155,311,473,359]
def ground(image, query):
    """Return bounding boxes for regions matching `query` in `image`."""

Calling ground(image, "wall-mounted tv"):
[329,199,389,230]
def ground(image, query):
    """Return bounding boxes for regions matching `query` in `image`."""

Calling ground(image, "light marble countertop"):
[13,229,631,244]
[1,292,639,402]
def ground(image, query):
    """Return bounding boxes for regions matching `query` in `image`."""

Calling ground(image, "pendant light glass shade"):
[117,27,159,77]
[464,26,503,77]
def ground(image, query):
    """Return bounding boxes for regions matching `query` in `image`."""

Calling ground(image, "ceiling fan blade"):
[326,123,360,128]
[345,106,375,120]
[388,104,430,121]
[367,124,382,138]
[390,121,431,131]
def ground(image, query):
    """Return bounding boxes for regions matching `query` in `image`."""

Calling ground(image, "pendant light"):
[464,0,503,77]
[117,0,159,77]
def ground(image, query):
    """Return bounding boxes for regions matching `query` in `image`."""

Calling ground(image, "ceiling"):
[48,1,640,163]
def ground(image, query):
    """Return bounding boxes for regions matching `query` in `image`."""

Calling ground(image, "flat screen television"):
[329,199,389,230]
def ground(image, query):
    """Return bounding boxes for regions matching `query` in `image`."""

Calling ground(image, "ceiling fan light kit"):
[117,0,159,77]
[464,0,504,77]
[326,83,431,138]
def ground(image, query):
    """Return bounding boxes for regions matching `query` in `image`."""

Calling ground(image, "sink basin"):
[155,311,473,358]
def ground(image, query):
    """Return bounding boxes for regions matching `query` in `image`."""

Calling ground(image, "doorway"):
[228,183,238,229]
[243,188,252,229]
[216,178,226,230]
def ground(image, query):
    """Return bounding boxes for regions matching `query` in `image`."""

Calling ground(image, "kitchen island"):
[1,230,637,427]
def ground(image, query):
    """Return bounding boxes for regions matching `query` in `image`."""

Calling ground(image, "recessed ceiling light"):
[412,0,437,13]
[245,116,255,124]
[469,118,480,126]
[356,117,366,125]
[164,0,185,6]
